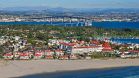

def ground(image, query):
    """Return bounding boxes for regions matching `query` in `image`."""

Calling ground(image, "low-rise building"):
[120,50,139,58]
[34,50,44,59]
[3,52,13,60]
[71,46,103,54]
[19,52,30,60]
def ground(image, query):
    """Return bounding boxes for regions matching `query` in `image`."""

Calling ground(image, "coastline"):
[18,66,132,78]
[1,59,139,78]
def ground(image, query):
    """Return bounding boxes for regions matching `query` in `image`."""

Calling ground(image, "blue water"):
[110,38,139,44]
[19,66,139,78]
[0,22,139,29]
[0,22,85,26]
[93,22,139,29]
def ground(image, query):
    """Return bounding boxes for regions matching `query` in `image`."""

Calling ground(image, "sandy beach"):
[1,59,139,78]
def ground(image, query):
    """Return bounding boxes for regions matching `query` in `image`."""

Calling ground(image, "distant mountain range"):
[0,6,139,15]
[0,6,139,12]
[0,6,73,12]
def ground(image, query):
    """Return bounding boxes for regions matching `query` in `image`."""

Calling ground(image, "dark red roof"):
[102,42,112,50]
[4,53,13,56]
[91,40,100,45]
[73,46,99,49]
[60,42,76,46]
[35,53,42,56]
[20,53,29,56]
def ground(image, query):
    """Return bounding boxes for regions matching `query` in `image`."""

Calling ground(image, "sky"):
[0,0,139,8]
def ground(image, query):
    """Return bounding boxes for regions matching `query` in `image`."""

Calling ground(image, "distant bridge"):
[27,16,92,26]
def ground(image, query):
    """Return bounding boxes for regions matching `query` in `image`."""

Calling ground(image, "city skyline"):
[0,0,139,9]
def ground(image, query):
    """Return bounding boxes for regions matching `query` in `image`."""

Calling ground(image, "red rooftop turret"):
[102,42,113,52]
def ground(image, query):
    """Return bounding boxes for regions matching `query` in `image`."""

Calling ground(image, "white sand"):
[0,59,139,78]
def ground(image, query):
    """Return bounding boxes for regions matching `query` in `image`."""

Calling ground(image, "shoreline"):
[18,66,134,78]
[1,59,139,78]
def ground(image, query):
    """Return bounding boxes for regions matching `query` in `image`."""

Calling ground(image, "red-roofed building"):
[120,50,139,58]
[59,41,104,54]
[102,42,113,52]
[45,50,54,59]
[91,40,100,45]
[45,49,64,59]
[14,52,21,59]
[19,52,30,60]
[34,50,44,59]
[3,52,13,60]
[59,55,69,60]
[71,46,103,54]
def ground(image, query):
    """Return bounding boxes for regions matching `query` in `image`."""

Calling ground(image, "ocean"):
[19,66,139,78]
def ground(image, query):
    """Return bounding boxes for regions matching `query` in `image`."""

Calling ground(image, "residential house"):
[19,52,30,60]
[120,50,139,58]
[3,52,13,60]
[45,50,54,59]
[34,50,44,59]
